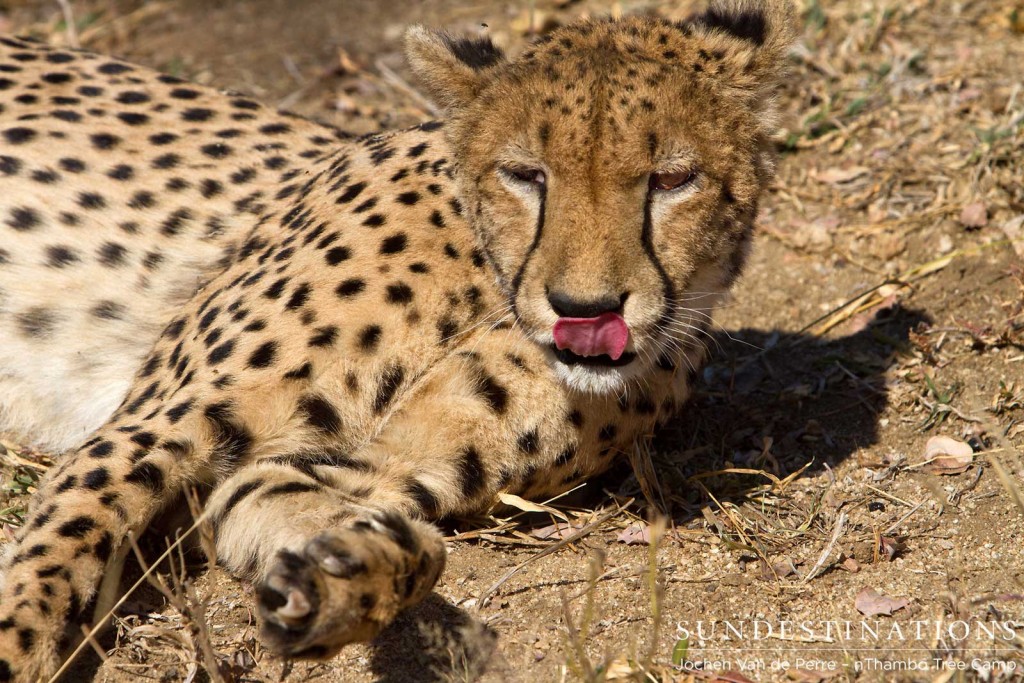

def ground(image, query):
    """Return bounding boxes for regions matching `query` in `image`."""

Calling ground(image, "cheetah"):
[0,1,794,679]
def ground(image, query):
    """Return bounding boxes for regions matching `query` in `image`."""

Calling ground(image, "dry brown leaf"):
[815,165,869,184]
[841,557,860,573]
[854,587,909,616]
[530,521,583,540]
[1001,215,1024,258]
[615,522,650,545]
[878,536,905,561]
[959,202,988,229]
[497,492,568,521]
[921,435,974,474]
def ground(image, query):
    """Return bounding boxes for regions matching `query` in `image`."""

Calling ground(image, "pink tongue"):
[552,313,629,360]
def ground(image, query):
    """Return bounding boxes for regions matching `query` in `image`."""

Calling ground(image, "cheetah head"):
[407,0,795,394]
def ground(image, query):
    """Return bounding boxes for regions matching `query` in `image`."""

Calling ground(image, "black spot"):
[517,428,540,454]
[308,326,338,347]
[456,446,487,498]
[476,374,508,414]
[166,398,194,423]
[362,213,386,228]
[373,365,405,413]
[263,277,289,300]
[396,191,420,205]
[407,479,439,516]
[83,468,110,490]
[116,90,150,104]
[17,307,58,339]
[265,481,320,497]
[248,341,278,368]
[182,107,215,122]
[336,181,367,203]
[286,283,311,310]
[409,262,429,274]
[3,127,36,144]
[94,531,113,562]
[336,278,366,298]
[118,112,149,125]
[358,325,382,351]
[325,246,352,265]
[96,242,128,266]
[78,192,106,209]
[204,402,253,467]
[107,164,134,181]
[149,132,178,145]
[98,62,133,74]
[284,362,312,380]
[88,440,114,458]
[208,339,236,364]
[599,424,618,441]
[380,233,407,254]
[90,133,120,150]
[6,206,40,231]
[122,460,164,492]
[46,245,79,268]
[57,516,96,538]
[0,156,21,175]
[92,300,125,320]
[555,446,577,466]
[300,395,342,433]
[130,432,158,449]
[16,628,34,653]
[385,282,413,305]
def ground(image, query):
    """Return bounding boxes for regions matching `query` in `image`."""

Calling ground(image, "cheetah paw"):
[256,512,446,658]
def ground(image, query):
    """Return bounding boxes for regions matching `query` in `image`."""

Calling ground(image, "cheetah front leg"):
[206,460,447,657]
[210,337,608,659]
[0,425,210,681]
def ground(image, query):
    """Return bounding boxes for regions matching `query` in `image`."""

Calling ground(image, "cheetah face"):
[408,1,795,393]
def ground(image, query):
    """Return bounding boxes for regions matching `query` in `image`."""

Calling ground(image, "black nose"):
[547,290,627,318]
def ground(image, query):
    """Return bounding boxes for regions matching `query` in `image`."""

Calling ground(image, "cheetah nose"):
[546,291,626,319]
[276,588,312,621]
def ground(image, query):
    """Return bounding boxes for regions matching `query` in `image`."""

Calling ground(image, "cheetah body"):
[0,2,794,678]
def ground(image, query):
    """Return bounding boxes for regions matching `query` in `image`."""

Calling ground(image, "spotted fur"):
[0,1,794,679]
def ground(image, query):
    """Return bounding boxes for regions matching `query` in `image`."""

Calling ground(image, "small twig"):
[802,511,847,584]
[55,0,80,48]
[374,58,440,117]
[477,502,628,608]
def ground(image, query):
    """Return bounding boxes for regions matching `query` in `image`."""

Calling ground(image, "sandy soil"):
[1,1,1023,681]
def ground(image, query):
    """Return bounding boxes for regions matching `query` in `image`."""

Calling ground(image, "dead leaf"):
[497,492,568,521]
[959,202,988,229]
[1001,215,1024,258]
[616,522,650,545]
[531,521,583,540]
[855,587,909,616]
[921,435,974,474]
[815,165,869,184]
[878,536,905,561]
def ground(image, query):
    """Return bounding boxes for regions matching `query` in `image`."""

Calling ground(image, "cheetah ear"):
[405,26,506,112]
[687,0,797,83]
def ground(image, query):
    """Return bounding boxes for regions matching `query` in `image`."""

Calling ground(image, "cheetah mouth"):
[551,346,637,368]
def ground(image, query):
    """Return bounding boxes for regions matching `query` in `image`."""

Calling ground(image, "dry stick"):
[801,511,847,584]
[477,503,628,608]
[55,0,79,48]
[47,513,208,683]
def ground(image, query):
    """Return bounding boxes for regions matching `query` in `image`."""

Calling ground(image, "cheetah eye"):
[500,166,546,187]
[649,169,697,192]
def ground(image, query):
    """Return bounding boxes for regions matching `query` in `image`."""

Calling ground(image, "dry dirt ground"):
[2,0,1024,681]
